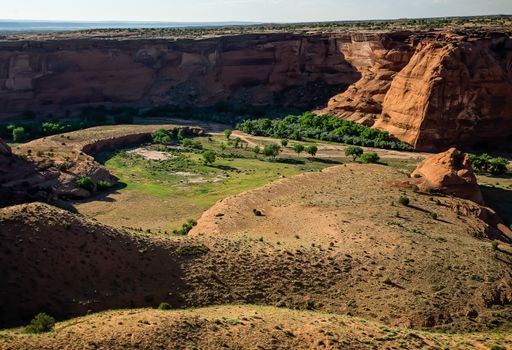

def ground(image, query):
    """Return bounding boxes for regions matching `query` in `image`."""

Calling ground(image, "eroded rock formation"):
[410,148,484,204]
[375,34,512,150]
[326,32,512,150]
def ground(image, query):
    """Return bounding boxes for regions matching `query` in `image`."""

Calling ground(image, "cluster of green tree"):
[237,113,413,151]
[151,128,203,149]
[468,153,509,175]
[345,146,380,163]
[75,176,112,193]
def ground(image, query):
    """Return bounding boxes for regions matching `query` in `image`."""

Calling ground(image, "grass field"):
[74,135,338,232]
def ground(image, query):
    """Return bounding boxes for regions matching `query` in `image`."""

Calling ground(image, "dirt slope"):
[191,164,512,330]
[2,306,511,350]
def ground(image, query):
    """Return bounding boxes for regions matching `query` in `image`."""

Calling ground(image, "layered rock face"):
[0,33,361,117]
[326,32,512,150]
[375,34,512,150]
[322,32,414,125]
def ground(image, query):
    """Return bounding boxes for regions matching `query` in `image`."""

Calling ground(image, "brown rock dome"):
[411,148,484,204]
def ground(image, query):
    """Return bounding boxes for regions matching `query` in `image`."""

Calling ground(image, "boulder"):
[411,148,484,204]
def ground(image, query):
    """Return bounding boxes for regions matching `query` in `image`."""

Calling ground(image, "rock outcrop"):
[411,148,484,204]
[321,32,414,125]
[374,34,512,150]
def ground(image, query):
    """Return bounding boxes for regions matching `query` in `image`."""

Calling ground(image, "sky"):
[1,0,511,22]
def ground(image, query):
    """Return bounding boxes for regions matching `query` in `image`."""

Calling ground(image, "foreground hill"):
[1,306,511,350]
[1,163,511,333]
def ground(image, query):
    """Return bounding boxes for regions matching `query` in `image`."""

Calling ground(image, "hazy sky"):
[2,0,511,22]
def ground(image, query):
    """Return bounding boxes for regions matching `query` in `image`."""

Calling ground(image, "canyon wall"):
[0,33,362,117]
[328,32,512,150]
[0,31,511,150]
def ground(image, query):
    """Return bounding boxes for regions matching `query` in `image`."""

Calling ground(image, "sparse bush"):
[182,138,203,150]
[306,145,318,157]
[176,244,209,256]
[399,196,410,206]
[202,150,216,165]
[152,129,171,144]
[97,181,112,191]
[172,219,197,236]
[293,144,305,157]
[75,176,95,192]
[12,126,26,142]
[252,146,261,156]
[361,152,380,164]
[263,143,281,159]
[158,302,171,310]
[345,146,363,161]
[25,313,55,334]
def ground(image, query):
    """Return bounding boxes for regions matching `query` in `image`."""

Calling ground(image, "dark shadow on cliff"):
[481,185,512,226]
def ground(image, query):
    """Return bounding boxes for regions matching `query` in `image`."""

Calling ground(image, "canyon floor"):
[1,123,512,349]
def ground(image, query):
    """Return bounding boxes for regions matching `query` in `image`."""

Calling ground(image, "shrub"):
[25,313,55,334]
[491,345,506,350]
[293,144,305,157]
[492,240,499,251]
[224,129,232,139]
[263,143,281,159]
[12,126,26,142]
[202,150,216,165]
[345,146,364,161]
[176,244,209,256]
[430,212,438,220]
[399,196,410,206]
[361,152,380,164]
[97,181,112,190]
[158,302,171,310]
[172,219,197,236]
[281,139,289,147]
[306,145,318,157]
[75,176,95,192]
[182,138,203,150]
[252,146,261,156]
[152,129,171,144]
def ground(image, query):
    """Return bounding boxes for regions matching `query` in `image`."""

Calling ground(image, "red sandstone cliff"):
[1,31,511,150]
[326,32,512,151]
[0,34,361,116]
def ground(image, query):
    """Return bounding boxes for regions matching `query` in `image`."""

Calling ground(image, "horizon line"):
[0,14,510,25]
